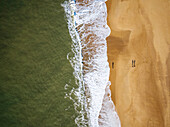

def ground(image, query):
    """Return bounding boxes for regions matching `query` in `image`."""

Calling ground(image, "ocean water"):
[0,1,78,126]
[62,0,121,126]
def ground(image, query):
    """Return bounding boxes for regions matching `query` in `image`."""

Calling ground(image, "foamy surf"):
[62,0,121,126]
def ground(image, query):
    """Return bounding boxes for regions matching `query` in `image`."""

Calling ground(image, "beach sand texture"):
[106,0,170,127]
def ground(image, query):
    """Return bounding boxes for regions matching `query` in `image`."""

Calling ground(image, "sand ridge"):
[106,0,170,126]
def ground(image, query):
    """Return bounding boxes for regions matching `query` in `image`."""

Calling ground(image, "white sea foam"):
[62,0,121,127]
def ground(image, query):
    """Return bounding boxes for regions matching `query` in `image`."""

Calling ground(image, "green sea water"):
[0,0,77,126]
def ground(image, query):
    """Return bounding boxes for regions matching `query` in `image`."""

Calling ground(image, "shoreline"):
[64,0,121,126]
[106,0,170,126]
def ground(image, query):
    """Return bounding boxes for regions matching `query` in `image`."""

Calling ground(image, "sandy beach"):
[106,0,170,126]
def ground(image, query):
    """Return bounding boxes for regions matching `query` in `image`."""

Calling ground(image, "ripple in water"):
[62,0,121,126]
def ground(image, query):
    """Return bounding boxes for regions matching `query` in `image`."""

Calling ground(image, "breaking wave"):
[62,0,121,126]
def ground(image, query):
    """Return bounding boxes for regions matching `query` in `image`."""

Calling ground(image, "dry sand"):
[106,0,170,126]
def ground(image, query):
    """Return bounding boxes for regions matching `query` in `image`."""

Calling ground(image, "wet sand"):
[106,0,170,126]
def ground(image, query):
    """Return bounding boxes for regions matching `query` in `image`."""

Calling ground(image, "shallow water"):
[62,0,121,126]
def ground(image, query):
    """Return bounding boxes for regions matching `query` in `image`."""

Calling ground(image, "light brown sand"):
[106,0,170,126]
